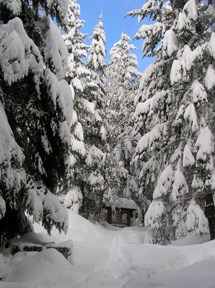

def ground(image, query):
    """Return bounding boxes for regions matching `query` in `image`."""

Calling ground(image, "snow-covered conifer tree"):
[62,0,89,212]
[105,33,140,204]
[87,14,106,108]
[79,14,108,220]
[0,0,73,244]
[64,0,90,88]
[129,0,215,243]
[64,5,106,219]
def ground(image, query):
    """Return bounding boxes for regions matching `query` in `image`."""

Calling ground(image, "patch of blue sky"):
[78,0,153,72]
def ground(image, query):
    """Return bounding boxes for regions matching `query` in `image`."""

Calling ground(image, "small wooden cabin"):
[106,198,137,227]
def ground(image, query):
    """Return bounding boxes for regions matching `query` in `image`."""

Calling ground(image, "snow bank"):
[172,231,210,246]
[0,284,27,288]
[5,249,72,287]
[34,210,145,246]
[162,258,215,288]
[34,210,108,244]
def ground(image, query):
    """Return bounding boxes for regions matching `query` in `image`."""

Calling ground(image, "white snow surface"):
[0,101,25,191]
[136,123,168,154]
[0,0,22,15]
[195,126,214,161]
[44,20,68,80]
[182,45,194,71]
[191,80,208,104]
[176,12,188,30]
[208,32,215,59]
[183,143,195,167]
[163,29,178,57]
[0,101,24,166]
[44,70,73,126]
[170,60,183,85]
[153,165,174,199]
[0,210,214,288]
[183,0,198,21]
[0,17,43,85]
[205,65,215,90]
[106,197,138,210]
[71,138,86,156]
[135,90,167,116]
[186,199,209,235]
[85,145,104,166]
[184,103,198,131]
[172,161,188,201]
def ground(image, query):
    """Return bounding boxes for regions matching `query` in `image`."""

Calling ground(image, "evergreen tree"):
[62,0,89,212]
[64,0,90,89]
[64,6,107,219]
[105,33,140,204]
[87,14,106,108]
[129,0,215,243]
[0,0,73,244]
[80,13,107,220]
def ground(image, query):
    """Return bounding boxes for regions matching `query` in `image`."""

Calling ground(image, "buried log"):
[11,241,72,261]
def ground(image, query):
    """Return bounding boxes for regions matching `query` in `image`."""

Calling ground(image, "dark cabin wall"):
[106,207,135,227]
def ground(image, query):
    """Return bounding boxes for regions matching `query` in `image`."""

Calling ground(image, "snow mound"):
[172,231,210,246]
[162,258,215,288]
[34,210,107,244]
[5,249,72,286]
[0,284,27,288]
[34,210,145,246]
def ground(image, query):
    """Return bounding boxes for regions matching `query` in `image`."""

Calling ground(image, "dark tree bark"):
[170,0,188,9]
[0,205,32,247]
[205,193,215,240]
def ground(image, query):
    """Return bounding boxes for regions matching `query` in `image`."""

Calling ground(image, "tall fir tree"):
[0,0,73,244]
[87,14,106,108]
[63,0,89,213]
[129,0,215,243]
[64,5,107,219]
[105,33,140,205]
[82,13,107,220]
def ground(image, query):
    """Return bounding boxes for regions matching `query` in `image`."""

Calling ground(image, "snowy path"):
[1,211,215,288]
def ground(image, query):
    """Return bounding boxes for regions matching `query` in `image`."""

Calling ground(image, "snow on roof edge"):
[105,197,138,210]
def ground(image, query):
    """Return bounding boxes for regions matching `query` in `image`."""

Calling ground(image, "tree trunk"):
[205,193,215,240]
[0,205,32,247]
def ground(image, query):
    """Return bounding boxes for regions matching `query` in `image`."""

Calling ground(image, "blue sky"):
[78,0,152,72]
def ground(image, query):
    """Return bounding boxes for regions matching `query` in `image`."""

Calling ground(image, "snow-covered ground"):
[0,210,214,288]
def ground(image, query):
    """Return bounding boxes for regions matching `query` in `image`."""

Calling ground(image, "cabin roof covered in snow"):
[106,198,137,210]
